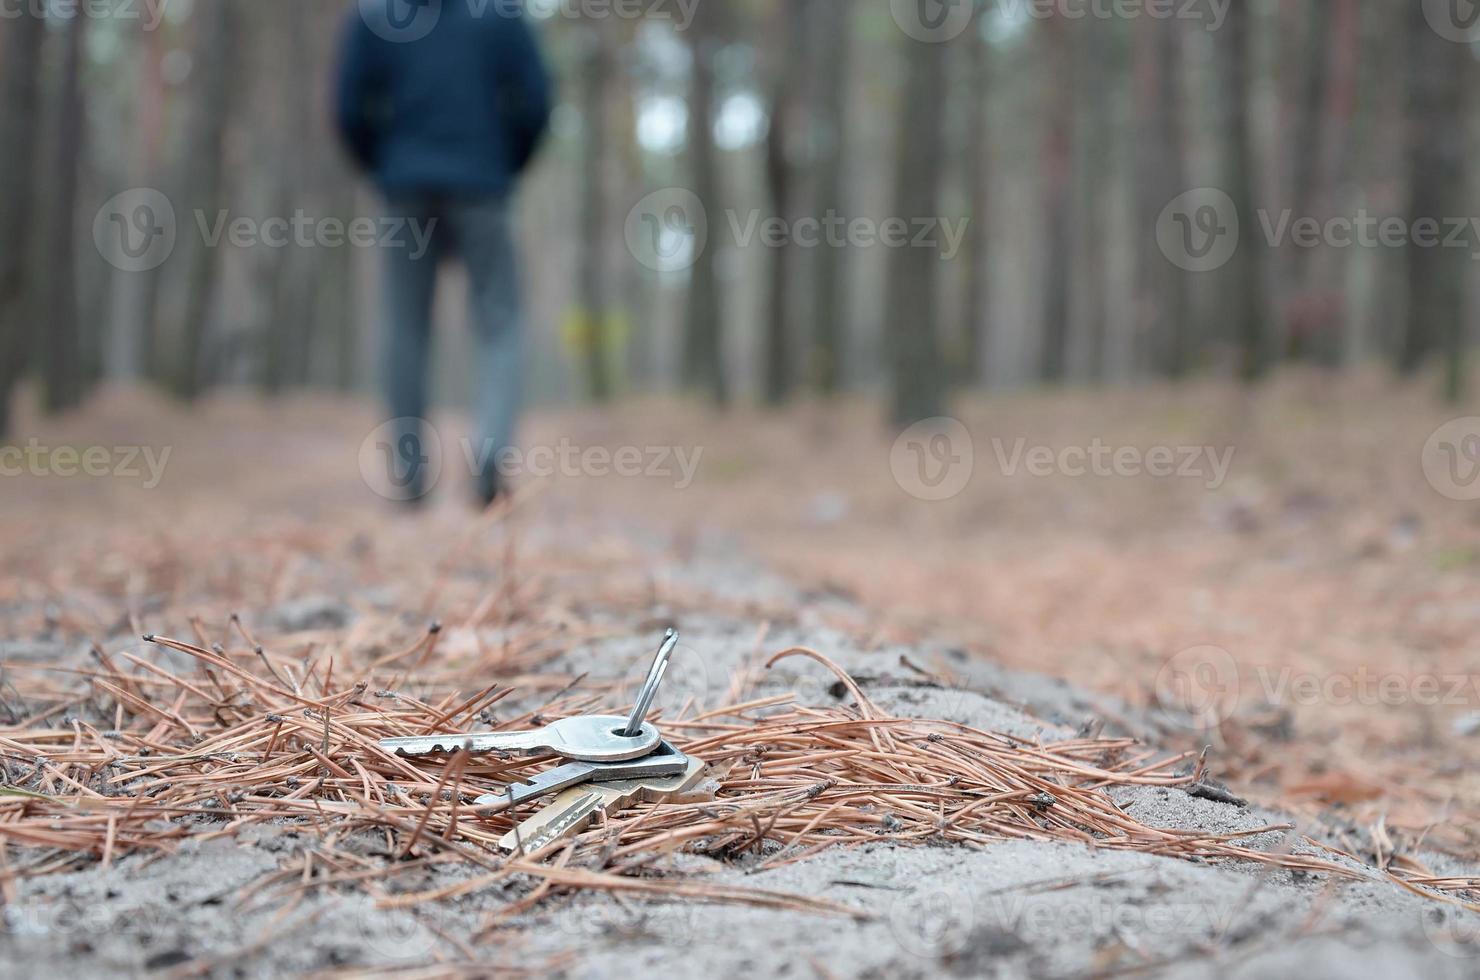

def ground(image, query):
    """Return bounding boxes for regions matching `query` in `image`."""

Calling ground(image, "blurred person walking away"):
[335,0,552,506]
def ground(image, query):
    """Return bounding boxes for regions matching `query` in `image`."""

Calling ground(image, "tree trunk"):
[809,0,852,395]
[1217,0,1268,383]
[885,36,949,427]
[762,2,809,406]
[1135,15,1192,377]
[577,22,615,402]
[108,24,169,383]
[0,4,47,435]
[39,12,88,414]
[326,186,359,392]
[1068,16,1110,382]
[1399,6,1471,399]
[960,18,990,386]
[1038,14,1073,384]
[259,3,315,394]
[682,6,727,406]
[171,0,235,400]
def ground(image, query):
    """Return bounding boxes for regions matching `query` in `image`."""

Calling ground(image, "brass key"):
[498,755,705,853]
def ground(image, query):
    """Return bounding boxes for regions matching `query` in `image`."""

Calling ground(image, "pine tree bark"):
[1135,16,1192,377]
[885,36,948,427]
[172,0,235,400]
[1217,0,1269,383]
[1038,14,1073,384]
[1068,16,1110,381]
[39,12,88,414]
[0,5,47,435]
[809,0,852,395]
[682,6,727,406]
[762,2,810,406]
[1399,4,1470,401]
[960,22,991,386]
[578,23,615,402]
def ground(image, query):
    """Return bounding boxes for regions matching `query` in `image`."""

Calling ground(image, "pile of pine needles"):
[0,627,1475,930]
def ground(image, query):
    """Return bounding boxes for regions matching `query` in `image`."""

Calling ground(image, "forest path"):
[1,379,1478,974]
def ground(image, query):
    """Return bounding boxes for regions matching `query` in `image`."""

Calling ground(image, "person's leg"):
[447,195,524,505]
[378,194,442,502]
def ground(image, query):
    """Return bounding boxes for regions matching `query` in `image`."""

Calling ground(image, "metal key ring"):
[622,628,678,737]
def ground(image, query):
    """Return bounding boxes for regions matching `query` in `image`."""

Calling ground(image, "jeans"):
[380,193,523,501]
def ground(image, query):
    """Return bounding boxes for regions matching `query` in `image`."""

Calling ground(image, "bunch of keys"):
[378,629,697,852]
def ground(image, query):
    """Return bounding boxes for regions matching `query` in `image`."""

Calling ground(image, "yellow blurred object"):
[560,307,631,357]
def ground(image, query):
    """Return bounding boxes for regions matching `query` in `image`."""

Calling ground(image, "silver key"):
[473,741,689,811]
[378,714,661,763]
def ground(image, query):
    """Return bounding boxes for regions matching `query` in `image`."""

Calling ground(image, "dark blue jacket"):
[335,1,552,196]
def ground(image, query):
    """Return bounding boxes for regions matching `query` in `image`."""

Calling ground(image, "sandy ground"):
[3,380,1480,976]
[2,545,1478,977]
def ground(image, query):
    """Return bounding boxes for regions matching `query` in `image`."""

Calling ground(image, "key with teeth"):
[378,714,661,763]
[473,740,689,811]
[498,755,706,853]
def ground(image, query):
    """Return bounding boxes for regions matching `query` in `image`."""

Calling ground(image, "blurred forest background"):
[0,0,1477,438]
[5,0,1480,873]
